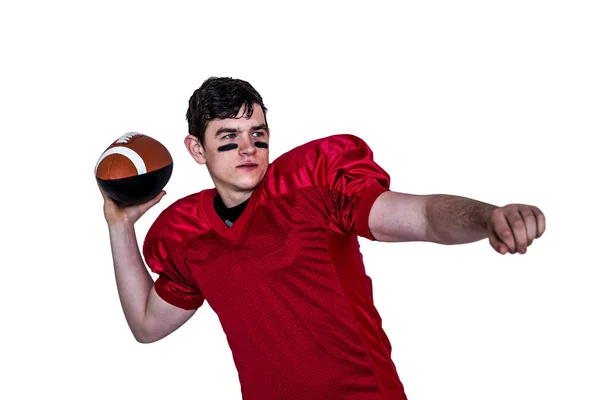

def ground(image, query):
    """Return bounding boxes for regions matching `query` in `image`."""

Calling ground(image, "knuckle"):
[511,219,524,229]
[524,212,535,220]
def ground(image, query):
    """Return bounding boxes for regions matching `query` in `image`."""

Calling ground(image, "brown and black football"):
[95,132,173,205]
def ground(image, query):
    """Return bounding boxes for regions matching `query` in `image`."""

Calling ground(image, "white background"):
[1,1,598,399]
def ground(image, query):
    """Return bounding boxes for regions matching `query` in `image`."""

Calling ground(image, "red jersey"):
[143,134,408,400]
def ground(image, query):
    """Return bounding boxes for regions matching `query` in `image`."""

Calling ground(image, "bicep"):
[141,286,197,343]
[368,191,437,243]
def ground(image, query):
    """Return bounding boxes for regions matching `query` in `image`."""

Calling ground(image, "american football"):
[95,132,173,205]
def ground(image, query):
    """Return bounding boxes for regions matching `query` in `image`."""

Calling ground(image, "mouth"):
[237,163,259,170]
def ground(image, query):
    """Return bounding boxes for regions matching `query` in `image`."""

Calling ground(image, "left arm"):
[368,191,546,254]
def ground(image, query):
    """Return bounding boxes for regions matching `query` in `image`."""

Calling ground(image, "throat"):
[213,193,249,227]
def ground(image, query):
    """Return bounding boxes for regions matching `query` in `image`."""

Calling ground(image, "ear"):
[184,135,207,165]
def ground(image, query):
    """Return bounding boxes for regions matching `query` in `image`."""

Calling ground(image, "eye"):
[223,133,236,140]
[252,131,264,137]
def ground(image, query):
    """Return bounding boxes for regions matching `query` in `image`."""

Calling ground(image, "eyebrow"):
[215,124,269,137]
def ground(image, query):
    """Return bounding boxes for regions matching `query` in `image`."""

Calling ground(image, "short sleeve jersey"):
[143,134,408,400]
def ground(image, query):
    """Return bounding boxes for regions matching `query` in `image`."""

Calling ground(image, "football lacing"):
[115,132,142,144]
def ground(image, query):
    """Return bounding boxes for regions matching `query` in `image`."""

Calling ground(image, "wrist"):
[107,220,135,233]
[481,204,498,231]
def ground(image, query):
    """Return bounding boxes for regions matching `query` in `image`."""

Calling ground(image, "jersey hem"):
[155,275,203,310]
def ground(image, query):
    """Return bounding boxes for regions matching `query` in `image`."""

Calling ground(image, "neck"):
[217,189,254,208]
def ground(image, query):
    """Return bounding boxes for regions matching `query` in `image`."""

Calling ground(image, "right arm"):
[101,188,196,343]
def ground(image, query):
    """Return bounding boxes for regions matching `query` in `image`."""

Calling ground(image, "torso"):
[146,135,407,400]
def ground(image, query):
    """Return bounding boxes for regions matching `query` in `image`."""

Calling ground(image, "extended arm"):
[368,191,545,254]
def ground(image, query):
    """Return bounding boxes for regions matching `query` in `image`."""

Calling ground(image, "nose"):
[238,134,257,156]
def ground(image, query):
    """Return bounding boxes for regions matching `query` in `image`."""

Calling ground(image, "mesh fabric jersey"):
[143,134,408,400]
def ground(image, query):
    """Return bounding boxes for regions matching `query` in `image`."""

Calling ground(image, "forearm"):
[426,194,497,245]
[108,223,155,340]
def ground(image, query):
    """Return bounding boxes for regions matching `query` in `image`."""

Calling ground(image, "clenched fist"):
[487,204,546,255]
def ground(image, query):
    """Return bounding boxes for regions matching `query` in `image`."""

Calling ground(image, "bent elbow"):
[134,334,155,344]
[131,327,160,344]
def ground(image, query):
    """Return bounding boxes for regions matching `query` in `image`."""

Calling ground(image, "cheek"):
[207,154,235,176]
[258,146,269,159]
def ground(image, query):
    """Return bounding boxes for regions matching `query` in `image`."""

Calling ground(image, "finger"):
[506,209,528,254]
[490,210,516,254]
[519,207,538,246]
[489,232,508,255]
[96,183,121,209]
[531,206,546,238]
[96,182,109,200]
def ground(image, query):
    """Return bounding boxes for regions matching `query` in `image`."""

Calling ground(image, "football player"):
[99,77,545,400]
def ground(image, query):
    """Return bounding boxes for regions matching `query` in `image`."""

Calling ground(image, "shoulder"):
[275,134,370,167]
[144,190,212,252]
[264,134,373,187]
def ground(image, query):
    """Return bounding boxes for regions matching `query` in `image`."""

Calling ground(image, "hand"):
[486,204,546,255]
[98,184,166,227]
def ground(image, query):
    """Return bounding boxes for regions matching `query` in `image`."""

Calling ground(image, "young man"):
[99,77,546,400]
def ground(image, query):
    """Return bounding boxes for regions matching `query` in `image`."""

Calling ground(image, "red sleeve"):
[143,215,205,310]
[326,135,390,240]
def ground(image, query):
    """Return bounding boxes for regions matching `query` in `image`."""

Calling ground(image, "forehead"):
[206,104,266,132]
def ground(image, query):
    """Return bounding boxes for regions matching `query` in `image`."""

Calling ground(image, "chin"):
[237,168,266,189]
[236,179,262,191]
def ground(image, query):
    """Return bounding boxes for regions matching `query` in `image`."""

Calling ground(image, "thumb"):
[138,191,166,214]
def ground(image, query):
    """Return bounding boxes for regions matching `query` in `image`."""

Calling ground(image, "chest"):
[177,188,337,301]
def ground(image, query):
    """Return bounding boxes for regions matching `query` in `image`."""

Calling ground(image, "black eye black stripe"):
[217,143,238,152]
[217,142,269,152]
